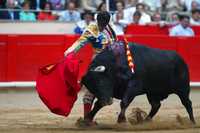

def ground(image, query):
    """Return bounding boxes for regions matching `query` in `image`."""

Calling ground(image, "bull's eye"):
[93,66,106,72]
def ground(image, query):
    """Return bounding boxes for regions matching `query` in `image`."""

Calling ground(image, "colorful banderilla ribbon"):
[124,36,135,73]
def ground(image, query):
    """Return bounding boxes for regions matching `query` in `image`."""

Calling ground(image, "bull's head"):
[82,65,114,106]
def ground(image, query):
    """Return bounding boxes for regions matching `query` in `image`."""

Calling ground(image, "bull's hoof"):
[192,120,196,125]
[117,115,127,123]
[75,117,98,127]
[190,118,196,125]
[144,117,152,122]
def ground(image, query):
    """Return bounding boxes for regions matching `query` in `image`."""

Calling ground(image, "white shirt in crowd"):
[138,0,161,11]
[169,24,195,36]
[112,24,124,35]
[112,12,130,35]
[123,6,136,23]
[75,20,94,32]
[139,12,151,25]
[181,0,200,11]
[80,0,103,11]
[123,7,151,25]
[166,0,182,10]
[190,18,200,25]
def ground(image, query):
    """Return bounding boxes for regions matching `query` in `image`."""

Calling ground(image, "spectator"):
[167,12,180,25]
[94,2,107,20]
[181,0,200,11]
[112,1,127,35]
[190,9,200,25]
[109,0,117,11]
[123,0,137,23]
[74,10,94,34]
[113,1,125,20]
[152,12,162,22]
[148,12,167,26]
[131,10,142,24]
[162,0,184,12]
[0,0,6,8]
[0,0,19,20]
[139,0,161,11]
[29,0,47,10]
[49,0,65,10]
[125,0,138,8]
[135,3,151,25]
[96,2,107,12]
[191,0,200,10]
[113,1,129,23]
[69,0,80,8]
[169,15,194,36]
[19,1,36,21]
[159,0,167,12]
[37,2,56,21]
[58,1,81,22]
[80,0,103,12]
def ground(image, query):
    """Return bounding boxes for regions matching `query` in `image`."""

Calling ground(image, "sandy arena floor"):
[0,88,200,133]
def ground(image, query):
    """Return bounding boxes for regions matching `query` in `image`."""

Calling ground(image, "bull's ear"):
[93,65,106,72]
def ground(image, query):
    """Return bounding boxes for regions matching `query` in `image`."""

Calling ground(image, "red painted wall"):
[125,24,200,36]
[0,35,7,81]
[0,34,200,82]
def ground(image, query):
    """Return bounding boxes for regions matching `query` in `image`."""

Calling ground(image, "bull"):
[81,41,195,124]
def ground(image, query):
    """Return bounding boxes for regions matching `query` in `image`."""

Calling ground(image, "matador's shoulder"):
[85,23,99,37]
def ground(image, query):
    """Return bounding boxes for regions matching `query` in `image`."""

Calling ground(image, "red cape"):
[36,53,80,117]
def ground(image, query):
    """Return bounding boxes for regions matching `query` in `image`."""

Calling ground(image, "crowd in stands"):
[0,0,200,36]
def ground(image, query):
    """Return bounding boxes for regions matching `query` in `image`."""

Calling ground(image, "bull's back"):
[130,43,188,96]
[130,43,176,71]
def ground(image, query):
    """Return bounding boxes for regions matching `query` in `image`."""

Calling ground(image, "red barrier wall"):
[0,35,7,81]
[0,34,200,82]
[124,36,200,81]
[125,24,200,36]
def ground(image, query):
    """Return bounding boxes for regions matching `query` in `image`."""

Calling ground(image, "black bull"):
[81,41,195,124]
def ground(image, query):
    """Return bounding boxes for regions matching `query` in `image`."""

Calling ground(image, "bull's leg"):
[117,80,142,123]
[145,96,161,121]
[118,95,135,123]
[83,90,95,119]
[177,93,195,124]
[85,100,104,122]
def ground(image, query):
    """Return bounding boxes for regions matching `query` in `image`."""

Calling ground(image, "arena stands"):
[1,0,200,28]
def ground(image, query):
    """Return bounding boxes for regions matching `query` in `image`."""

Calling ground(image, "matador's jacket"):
[67,22,116,54]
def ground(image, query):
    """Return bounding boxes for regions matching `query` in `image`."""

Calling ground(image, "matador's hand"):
[64,49,72,57]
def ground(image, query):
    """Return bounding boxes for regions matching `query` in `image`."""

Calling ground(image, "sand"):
[0,88,200,133]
